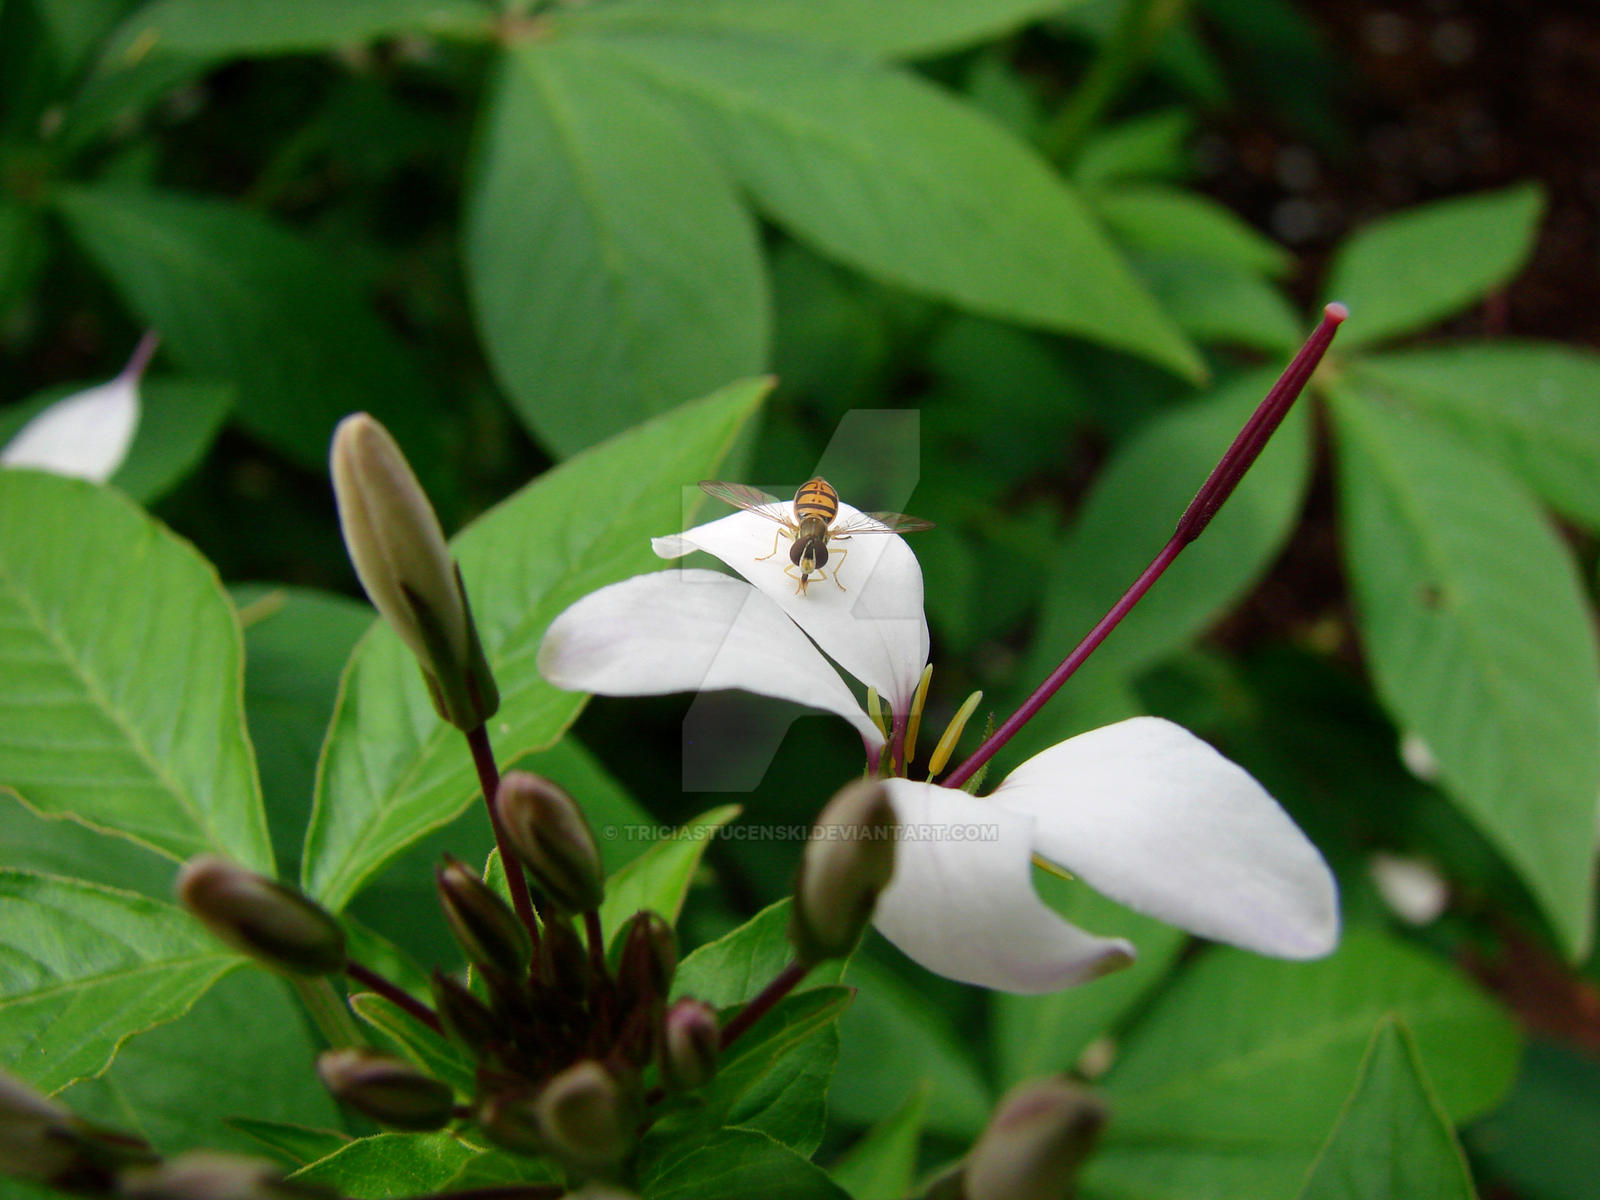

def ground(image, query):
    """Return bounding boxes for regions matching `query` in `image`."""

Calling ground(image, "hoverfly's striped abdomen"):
[792,477,839,525]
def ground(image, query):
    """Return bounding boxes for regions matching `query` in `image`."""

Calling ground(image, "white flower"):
[1,333,153,482]
[539,501,1339,993]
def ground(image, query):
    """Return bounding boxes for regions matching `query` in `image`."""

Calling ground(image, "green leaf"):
[102,0,494,60]
[1323,184,1545,350]
[227,1119,350,1168]
[1467,1038,1600,1200]
[597,805,739,946]
[1330,387,1600,958]
[1349,342,1600,530]
[1296,1017,1478,1200]
[1130,254,1304,353]
[110,378,233,504]
[992,879,1185,1089]
[674,898,842,1007]
[1096,185,1292,276]
[465,40,768,457]
[1024,368,1312,699]
[1085,930,1518,1200]
[643,1127,852,1199]
[0,870,240,1094]
[0,471,272,871]
[59,970,339,1156]
[0,198,48,316]
[712,986,847,1155]
[349,992,475,1097]
[54,185,440,470]
[290,1132,479,1198]
[571,29,1202,380]
[1072,108,1196,189]
[302,378,767,912]
[553,0,1077,59]
[829,1083,929,1200]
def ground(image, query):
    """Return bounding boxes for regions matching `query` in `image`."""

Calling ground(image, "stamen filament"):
[928,690,984,777]
[866,686,888,739]
[905,664,934,764]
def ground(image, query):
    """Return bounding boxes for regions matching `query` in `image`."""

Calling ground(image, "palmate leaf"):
[302,379,767,912]
[0,471,271,871]
[0,870,241,1094]
[1296,1017,1478,1200]
[559,29,1202,381]
[1330,386,1600,958]
[465,40,768,457]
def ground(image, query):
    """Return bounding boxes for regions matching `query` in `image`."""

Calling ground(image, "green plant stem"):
[466,723,542,953]
[290,976,366,1049]
[1043,0,1190,165]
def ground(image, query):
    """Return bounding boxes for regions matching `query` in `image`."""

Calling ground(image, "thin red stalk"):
[943,304,1347,790]
[720,961,808,1049]
[584,909,609,984]
[465,724,541,951]
[346,960,443,1035]
[120,330,161,381]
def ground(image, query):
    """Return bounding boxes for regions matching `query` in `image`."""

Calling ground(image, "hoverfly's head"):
[791,537,828,573]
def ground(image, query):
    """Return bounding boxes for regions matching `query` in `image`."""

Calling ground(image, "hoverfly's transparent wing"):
[832,510,937,535]
[699,480,793,527]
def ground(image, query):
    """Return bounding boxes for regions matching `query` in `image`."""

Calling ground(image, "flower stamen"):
[927,690,984,777]
[905,664,934,764]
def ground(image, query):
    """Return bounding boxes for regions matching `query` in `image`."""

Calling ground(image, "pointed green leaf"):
[1297,1017,1478,1200]
[553,0,1078,59]
[710,986,848,1155]
[349,992,476,1097]
[303,379,768,912]
[466,41,768,457]
[102,0,494,59]
[1096,185,1293,276]
[0,471,271,871]
[1350,342,1600,530]
[569,30,1202,379]
[290,1132,479,1198]
[54,185,440,470]
[0,870,240,1094]
[642,1127,852,1200]
[597,805,740,944]
[227,1119,350,1168]
[1323,184,1544,349]
[674,898,842,1007]
[1085,931,1518,1200]
[829,1083,929,1200]
[1331,387,1600,958]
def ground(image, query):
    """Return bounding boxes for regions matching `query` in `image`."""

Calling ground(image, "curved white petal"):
[995,717,1339,959]
[653,502,929,714]
[872,779,1135,994]
[537,569,883,748]
[1,373,140,482]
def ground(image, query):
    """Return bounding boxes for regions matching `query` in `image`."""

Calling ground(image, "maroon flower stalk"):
[943,304,1348,790]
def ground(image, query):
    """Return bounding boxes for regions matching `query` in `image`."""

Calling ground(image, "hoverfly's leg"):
[829,546,849,592]
[783,564,809,596]
[755,526,787,562]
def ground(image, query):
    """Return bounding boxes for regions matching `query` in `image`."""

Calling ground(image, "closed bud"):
[0,1070,154,1190]
[616,911,676,1011]
[963,1078,1107,1200]
[316,1049,454,1131]
[535,1061,633,1175]
[118,1152,333,1200]
[790,781,897,966]
[176,857,345,976]
[436,856,531,977]
[430,970,502,1054]
[539,913,590,998]
[331,413,498,730]
[660,999,719,1091]
[497,773,605,915]
[476,1090,544,1158]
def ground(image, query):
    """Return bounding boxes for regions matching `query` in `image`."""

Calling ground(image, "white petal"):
[2,370,141,483]
[995,717,1339,959]
[653,502,929,714]
[872,779,1135,994]
[537,569,883,748]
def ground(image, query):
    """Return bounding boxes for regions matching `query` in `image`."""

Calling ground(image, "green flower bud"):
[436,856,531,977]
[118,1152,333,1200]
[476,1090,544,1158]
[330,413,498,730]
[176,857,345,976]
[962,1078,1107,1200]
[616,911,676,1011]
[497,773,605,915]
[790,780,897,966]
[430,970,503,1055]
[659,998,719,1091]
[316,1049,455,1131]
[535,1061,633,1176]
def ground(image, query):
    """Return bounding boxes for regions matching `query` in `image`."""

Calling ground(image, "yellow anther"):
[905,663,934,764]
[927,690,983,777]
[1032,854,1076,882]
[866,686,888,739]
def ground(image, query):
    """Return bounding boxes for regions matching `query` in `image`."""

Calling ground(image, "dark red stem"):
[466,724,541,952]
[943,304,1348,790]
[720,961,808,1050]
[346,960,443,1035]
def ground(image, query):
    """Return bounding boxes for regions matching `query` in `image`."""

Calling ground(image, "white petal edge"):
[1,373,140,482]
[537,569,883,749]
[872,779,1135,994]
[652,501,929,714]
[995,717,1339,959]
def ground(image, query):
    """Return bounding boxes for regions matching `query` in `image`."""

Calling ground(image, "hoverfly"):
[699,477,934,596]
